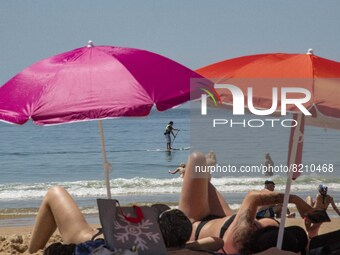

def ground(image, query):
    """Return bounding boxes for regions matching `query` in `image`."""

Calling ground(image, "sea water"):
[1,105,340,226]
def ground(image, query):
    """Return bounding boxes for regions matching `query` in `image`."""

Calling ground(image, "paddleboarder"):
[164,121,179,151]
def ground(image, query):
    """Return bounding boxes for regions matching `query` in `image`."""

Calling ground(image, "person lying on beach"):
[28,152,334,255]
[29,185,236,255]
[177,151,331,254]
[305,184,340,238]
[27,186,220,255]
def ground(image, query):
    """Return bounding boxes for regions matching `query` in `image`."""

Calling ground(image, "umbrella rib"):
[309,54,316,103]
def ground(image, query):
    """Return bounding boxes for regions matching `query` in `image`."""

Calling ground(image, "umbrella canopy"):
[196,49,340,249]
[0,41,203,198]
[196,50,340,173]
[196,49,340,121]
[0,41,202,125]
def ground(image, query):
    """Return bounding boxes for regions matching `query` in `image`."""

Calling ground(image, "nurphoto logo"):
[200,83,312,128]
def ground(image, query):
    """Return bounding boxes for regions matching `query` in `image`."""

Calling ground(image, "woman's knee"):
[47,186,66,194]
[189,151,207,163]
[45,186,69,201]
[186,152,212,179]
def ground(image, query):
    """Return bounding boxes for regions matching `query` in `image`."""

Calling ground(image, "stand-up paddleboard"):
[172,146,191,151]
[146,146,191,152]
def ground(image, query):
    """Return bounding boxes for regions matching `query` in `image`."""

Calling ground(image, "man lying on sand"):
[28,151,338,255]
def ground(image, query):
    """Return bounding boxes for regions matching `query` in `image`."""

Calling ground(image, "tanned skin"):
[179,152,316,254]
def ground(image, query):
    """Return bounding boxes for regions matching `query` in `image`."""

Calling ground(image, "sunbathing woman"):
[178,151,322,254]
[29,151,327,254]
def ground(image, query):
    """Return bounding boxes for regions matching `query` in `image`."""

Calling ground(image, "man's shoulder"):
[327,195,334,200]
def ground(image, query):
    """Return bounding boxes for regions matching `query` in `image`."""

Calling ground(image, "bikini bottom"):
[194,214,236,240]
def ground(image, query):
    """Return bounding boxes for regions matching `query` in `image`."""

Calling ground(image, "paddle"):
[171,130,180,148]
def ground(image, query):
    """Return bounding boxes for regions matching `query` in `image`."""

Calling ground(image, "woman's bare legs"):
[207,182,234,217]
[179,152,211,221]
[29,186,96,253]
[205,151,233,216]
[179,151,233,221]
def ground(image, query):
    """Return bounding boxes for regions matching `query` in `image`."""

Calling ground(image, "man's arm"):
[252,190,313,218]
[169,168,180,175]
[330,197,340,216]
[225,190,314,253]
[171,129,180,137]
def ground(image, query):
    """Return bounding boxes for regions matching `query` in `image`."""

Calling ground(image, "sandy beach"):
[0,225,61,255]
[1,218,339,255]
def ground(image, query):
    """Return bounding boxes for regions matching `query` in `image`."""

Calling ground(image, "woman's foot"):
[205,151,216,166]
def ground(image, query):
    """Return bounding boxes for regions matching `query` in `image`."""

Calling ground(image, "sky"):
[1,0,340,85]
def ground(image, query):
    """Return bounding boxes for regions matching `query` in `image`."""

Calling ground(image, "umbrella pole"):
[98,120,112,199]
[277,113,304,249]
[276,170,294,249]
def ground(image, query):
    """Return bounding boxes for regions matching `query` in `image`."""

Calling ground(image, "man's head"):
[169,121,173,125]
[318,184,328,195]
[264,180,275,191]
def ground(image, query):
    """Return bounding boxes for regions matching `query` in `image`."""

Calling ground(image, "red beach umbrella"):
[196,49,340,118]
[196,49,340,248]
[197,49,340,174]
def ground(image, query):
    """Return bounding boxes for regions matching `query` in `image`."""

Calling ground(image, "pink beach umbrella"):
[0,41,203,198]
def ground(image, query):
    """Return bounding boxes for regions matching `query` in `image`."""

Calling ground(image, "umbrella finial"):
[87,40,94,47]
[307,48,314,55]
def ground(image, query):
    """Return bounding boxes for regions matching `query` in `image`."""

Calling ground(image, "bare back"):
[314,194,332,210]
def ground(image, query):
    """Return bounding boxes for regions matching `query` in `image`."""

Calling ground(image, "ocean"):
[1,105,340,227]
